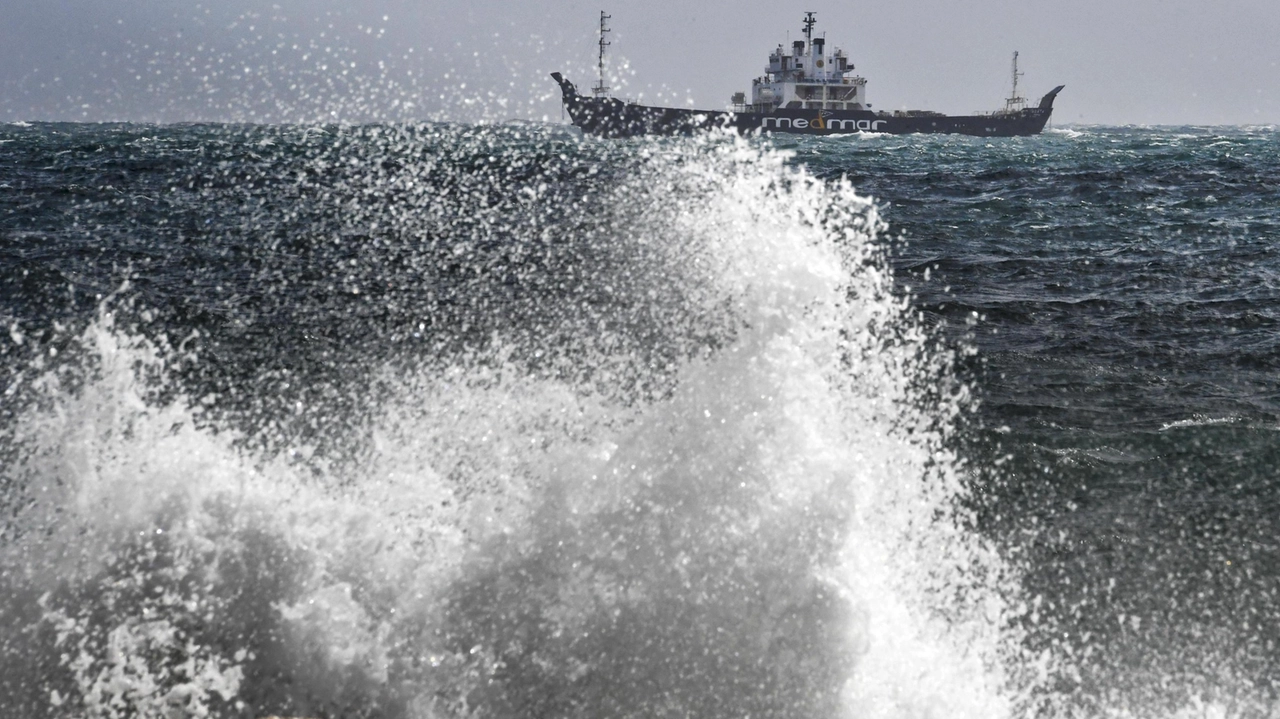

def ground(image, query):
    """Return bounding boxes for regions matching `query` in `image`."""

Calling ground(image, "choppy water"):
[1,121,1278,718]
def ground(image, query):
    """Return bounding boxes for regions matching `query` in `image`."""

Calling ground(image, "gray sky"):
[2,0,1278,125]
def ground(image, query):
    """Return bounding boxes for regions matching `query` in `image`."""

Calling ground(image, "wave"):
[1160,415,1246,431]
[0,130,1030,718]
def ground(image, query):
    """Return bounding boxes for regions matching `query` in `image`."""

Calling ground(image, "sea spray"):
[0,129,1031,718]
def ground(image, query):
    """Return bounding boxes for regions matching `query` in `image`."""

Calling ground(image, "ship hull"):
[551,74,1062,139]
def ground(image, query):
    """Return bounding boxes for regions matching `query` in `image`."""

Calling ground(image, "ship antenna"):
[1006,50,1026,110]
[802,11,816,43]
[593,11,612,98]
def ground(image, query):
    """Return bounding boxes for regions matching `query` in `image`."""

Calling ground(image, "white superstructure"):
[732,12,868,113]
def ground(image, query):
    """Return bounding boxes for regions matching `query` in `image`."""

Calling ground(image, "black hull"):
[551,73,1063,139]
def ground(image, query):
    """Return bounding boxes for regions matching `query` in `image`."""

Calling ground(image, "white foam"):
[1159,415,1244,431]
[0,131,1028,718]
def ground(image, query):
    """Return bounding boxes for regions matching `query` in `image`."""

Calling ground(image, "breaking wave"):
[0,131,1033,718]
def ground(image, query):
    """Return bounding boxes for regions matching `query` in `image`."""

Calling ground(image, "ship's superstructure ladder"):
[593,11,612,97]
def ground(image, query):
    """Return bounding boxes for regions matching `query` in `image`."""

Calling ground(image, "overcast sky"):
[2,0,1278,125]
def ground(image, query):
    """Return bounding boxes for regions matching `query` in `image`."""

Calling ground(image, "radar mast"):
[593,11,612,97]
[1005,51,1027,111]
[802,11,816,43]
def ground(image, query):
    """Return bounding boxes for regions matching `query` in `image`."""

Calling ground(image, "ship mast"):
[802,11,816,44]
[593,11,612,98]
[1005,50,1027,111]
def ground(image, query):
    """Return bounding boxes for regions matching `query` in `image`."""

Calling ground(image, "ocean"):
[1,121,1278,718]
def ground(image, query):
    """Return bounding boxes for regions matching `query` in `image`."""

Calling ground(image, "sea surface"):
[2,121,1279,718]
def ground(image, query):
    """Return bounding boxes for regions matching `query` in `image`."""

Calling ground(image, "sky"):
[2,0,1278,125]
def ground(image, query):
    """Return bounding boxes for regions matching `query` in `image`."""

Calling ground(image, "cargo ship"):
[551,12,1064,138]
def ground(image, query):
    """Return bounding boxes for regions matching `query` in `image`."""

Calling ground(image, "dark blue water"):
[799,127,1280,716]
[2,122,1279,718]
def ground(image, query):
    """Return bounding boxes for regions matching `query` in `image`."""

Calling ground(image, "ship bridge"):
[734,13,869,113]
